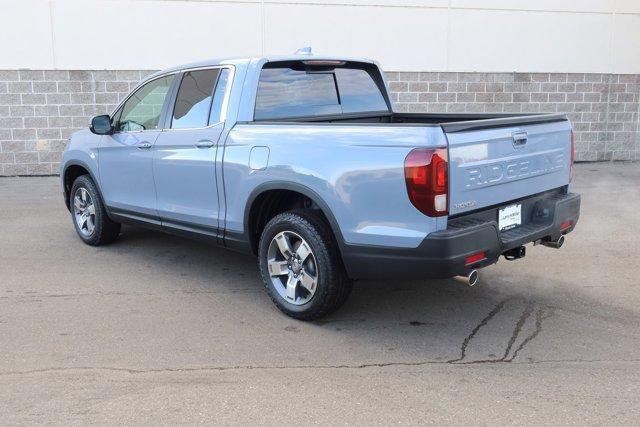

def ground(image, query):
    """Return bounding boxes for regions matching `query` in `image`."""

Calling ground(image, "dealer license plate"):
[498,204,521,231]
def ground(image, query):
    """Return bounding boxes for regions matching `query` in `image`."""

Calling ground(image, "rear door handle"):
[137,142,152,149]
[195,140,215,149]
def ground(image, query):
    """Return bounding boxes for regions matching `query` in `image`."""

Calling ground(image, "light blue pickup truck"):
[61,51,580,319]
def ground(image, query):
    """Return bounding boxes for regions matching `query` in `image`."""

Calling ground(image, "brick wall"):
[389,72,640,162]
[0,70,155,176]
[0,70,638,176]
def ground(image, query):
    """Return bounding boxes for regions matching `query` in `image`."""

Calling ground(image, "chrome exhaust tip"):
[455,270,479,287]
[542,234,565,249]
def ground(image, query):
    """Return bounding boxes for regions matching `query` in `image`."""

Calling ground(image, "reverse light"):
[465,251,486,265]
[404,148,448,217]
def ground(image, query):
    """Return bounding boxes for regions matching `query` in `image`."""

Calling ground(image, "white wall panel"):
[0,0,54,68]
[51,0,262,69]
[264,3,448,71]
[451,0,616,13]
[448,9,613,73]
[611,14,640,73]
[264,0,448,7]
[0,0,638,73]
[615,0,640,14]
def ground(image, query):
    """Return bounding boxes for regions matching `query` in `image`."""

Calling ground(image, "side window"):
[208,68,230,124]
[171,69,220,129]
[117,75,174,132]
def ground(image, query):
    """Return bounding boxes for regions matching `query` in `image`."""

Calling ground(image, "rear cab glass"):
[254,61,389,120]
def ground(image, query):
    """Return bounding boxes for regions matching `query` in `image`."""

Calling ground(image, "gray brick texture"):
[388,72,640,162]
[0,70,155,176]
[0,69,638,175]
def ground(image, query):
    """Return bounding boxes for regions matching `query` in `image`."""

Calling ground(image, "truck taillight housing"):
[404,148,448,217]
[570,130,575,182]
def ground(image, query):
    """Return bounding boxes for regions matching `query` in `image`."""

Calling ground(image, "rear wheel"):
[258,210,352,320]
[70,175,120,246]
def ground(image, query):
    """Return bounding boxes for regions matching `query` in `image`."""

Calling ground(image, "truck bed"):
[255,111,568,133]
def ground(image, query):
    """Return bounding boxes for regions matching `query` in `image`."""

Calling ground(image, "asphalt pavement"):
[1,163,639,424]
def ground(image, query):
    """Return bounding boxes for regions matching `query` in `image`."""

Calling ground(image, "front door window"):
[116,75,174,132]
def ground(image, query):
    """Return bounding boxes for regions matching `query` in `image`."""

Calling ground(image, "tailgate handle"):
[512,131,528,147]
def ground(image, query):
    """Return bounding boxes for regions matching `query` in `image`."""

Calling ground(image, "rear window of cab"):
[254,61,389,120]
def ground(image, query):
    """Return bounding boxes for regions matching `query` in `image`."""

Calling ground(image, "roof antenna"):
[294,47,313,55]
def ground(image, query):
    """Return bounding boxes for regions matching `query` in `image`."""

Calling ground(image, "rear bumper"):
[342,191,580,280]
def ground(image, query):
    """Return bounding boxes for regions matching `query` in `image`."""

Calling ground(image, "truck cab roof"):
[147,53,377,80]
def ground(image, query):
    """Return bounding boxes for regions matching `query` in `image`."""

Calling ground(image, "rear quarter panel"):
[222,123,448,248]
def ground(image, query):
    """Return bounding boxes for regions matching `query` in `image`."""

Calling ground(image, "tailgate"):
[445,116,572,216]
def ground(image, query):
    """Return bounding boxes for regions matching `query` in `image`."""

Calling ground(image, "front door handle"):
[196,140,215,149]
[137,142,152,149]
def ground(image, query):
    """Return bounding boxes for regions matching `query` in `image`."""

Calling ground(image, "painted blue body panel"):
[153,124,223,230]
[99,131,161,217]
[447,120,572,216]
[60,128,101,184]
[60,53,573,257]
[223,124,447,248]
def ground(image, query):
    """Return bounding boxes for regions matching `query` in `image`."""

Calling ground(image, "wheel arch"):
[240,181,347,257]
[62,161,108,215]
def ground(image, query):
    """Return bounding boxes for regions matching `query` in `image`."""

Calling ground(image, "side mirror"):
[90,115,113,135]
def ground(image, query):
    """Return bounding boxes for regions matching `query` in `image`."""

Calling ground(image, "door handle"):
[137,142,152,149]
[195,140,215,149]
[512,131,528,147]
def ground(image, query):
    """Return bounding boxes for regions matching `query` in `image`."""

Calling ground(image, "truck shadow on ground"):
[111,225,639,365]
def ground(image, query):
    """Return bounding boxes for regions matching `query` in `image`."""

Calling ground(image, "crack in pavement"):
[2,358,640,377]
[502,303,534,360]
[448,299,551,364]
[507,308,549,362]
[447,299,510,363]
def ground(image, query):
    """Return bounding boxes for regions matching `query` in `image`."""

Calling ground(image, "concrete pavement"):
[0,163,639,424]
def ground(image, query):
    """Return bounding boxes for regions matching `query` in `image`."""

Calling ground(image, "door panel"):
[152,68,230,234]
[98,74,175,218]
[99,131,161,217]
[153,125,223,232]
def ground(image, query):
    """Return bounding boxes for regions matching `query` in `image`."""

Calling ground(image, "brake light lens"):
[302,60,346,66]
[404,148,448,217]
[570,130,575,182]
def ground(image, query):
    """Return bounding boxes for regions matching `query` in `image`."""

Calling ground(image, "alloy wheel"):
[266,231,318,305]
[73,187,96,237]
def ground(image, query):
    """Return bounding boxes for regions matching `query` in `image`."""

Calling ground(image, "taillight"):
[404,148,448,217]
[570,130,575,182]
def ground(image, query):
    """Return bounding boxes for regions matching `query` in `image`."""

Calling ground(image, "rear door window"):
[172,69,221,129]
[208,68,231,124]
[254,62,388,120]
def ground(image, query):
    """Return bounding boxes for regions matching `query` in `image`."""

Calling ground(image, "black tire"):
[69,175,121,246]
[258,209,353,320]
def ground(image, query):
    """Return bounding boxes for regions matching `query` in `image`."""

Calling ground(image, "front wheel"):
[258,210,353,320]
[69,175,121,246]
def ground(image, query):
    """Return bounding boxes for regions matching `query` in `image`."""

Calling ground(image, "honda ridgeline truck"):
[60,51,581,320]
